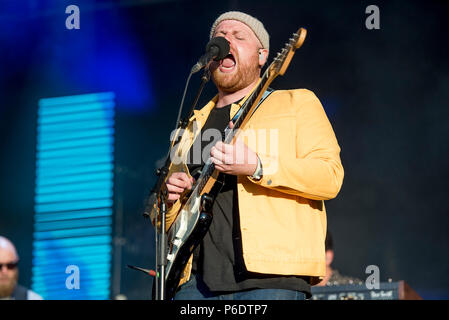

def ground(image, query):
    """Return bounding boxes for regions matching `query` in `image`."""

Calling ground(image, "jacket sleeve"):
[150,198,183,233]
[250,90,344,200]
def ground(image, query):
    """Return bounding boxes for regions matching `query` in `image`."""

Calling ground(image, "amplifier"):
[311,281,422,300]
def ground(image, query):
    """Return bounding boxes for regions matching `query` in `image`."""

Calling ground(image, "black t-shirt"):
[186,102,311,298]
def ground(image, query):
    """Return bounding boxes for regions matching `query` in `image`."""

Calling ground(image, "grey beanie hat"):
[210,11,270,53]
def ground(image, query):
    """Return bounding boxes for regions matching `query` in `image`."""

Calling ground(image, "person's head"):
[209,11,269,93]
[325,230,334,268]
[0,236,19,298]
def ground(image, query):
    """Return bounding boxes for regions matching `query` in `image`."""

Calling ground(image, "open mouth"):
[219,53,236,72]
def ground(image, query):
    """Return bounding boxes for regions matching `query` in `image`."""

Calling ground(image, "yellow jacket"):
[156,87,344,287]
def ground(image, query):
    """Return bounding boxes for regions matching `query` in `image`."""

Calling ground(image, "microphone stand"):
[185,67,211,124]
[145,67,211,300]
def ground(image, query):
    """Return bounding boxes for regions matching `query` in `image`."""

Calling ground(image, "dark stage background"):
[0,0,448,299]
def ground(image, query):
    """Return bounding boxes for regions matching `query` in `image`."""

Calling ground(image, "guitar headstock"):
[268,27,307,77]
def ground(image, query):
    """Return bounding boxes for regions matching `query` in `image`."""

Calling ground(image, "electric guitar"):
[159,27,307,300]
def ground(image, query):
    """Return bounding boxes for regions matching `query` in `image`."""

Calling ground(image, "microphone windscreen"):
[206,36,230,61]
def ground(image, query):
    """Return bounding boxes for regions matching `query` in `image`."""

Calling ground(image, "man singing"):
[155,11,344,300]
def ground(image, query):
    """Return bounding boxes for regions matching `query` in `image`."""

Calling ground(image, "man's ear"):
[258,48,269,67]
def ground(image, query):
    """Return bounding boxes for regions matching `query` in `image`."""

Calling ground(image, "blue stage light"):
[35,208,112,223]
[32,92,115,300]
[34,217,112,232]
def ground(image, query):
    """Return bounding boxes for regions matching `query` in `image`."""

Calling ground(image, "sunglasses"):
[0,262,18,270]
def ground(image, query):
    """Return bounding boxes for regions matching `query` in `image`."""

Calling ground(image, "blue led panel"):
[32,92,115,300]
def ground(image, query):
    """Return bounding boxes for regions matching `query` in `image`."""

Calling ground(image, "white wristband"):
[250,156,263,181]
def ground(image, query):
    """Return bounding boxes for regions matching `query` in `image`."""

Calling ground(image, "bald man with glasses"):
[0,236,42,300]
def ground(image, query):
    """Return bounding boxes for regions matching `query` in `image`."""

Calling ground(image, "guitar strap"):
[230,88,274,124]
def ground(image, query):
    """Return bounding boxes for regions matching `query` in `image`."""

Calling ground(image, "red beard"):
[211,51,260,93]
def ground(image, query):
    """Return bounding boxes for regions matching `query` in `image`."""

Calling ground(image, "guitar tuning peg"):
[293,33,298,37]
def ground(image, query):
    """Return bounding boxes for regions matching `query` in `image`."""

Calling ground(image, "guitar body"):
[164,174,225,300]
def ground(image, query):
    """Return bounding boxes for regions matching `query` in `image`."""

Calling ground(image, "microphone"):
[191,37,230,74]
